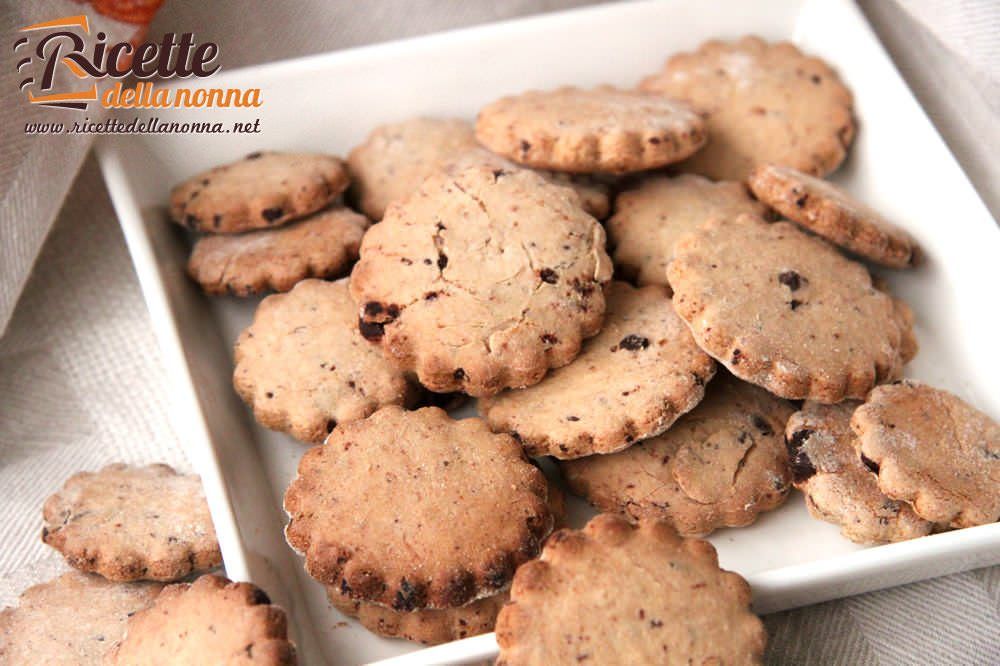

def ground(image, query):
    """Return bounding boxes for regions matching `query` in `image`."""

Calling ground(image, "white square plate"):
[96,0,1000,663]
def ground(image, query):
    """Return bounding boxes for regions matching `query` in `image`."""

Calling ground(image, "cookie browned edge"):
[41,463,221,582]
[747,164,917,268]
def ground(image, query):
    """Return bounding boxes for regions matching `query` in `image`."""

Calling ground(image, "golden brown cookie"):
[475,86,706,173]
[108,574,295,665]
[187,207,369,296]
[561,373,794,536]
[233,278,416,443]
[347,117,480,220]
[668,214,912,402]
[786,401,932,544]
[170,151,350,233]
[479,282,715,459]
[326,587,507,646]
[640,36,855,180]
[284,406,554,609]
[0,572,162,665]
[320,481,563,645]
[607,174,769,287]
[495,514,766,665]
[350,164,613,397]
[41,464,220,582]
[851,381,1000,528]
[748,164,918,268]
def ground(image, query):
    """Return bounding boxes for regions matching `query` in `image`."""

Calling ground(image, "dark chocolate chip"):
[732,348,743,365]
[789,299,803,310]
[364,301,384,317]
[437,253,448,269]
[619,334,650,351]
[786,429,817,482]
[541,333,559,344]
[520,140,531,153]
[358,319,385,341]
[393,579,425,612]
[778,270,802,291]
[424,291,439,301]
[539,268,558,284]
[261,207,284,222]
[566,415,580,422]
[453,368,466,381]
[250,588,271,605]
[795,194,808,208]
[861,454,880,474]
[752,415,774,436]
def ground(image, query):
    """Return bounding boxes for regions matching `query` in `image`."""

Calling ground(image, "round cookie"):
[0,572,162,665]
[475,85,707,173]
[347,117,480,220]
[667,214,912,402]
[479,282,715,459]
[350,164,613,397]
[327,587,507,646]
[188,207,369,296]
[234,278,416,444]
[851,381,1000,528]
[495,514,766,665]
[108,574,295,665]
[607,174,770,287]
[284,406,554,609]
[748,164,918,268]
[786,401,933,544]
[640,36,855,181]
[170,151,350,233]
[42,463,221,582]
[561,373,794,536]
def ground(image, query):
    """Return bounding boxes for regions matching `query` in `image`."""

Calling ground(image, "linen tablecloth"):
[1,2,998,664]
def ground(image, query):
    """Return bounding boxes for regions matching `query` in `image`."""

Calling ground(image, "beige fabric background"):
[1,2,998,664]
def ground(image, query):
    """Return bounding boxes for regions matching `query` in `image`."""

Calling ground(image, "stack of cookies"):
[161,33,998,662]
[1,464,296,664]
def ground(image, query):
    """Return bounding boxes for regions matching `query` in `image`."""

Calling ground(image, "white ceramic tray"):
[96,0,1000,663]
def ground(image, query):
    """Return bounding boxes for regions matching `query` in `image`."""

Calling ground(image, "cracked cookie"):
[786,401,932,544]
[0,572,162,665]
[668,214,913,402]
[479,281,715,459]
[169,151,350,233]
[640,36,855,181]
[350,164,613,397]
[561,373,794,536]
[108,574,296,665]
[445,146,612,220]
[42,464,220,582]
[748,163,918,268]
[234,278,416,443]
[495,514,766,665]
[475,85,706,173]
[607,174,769,288]
[284,406,554,609]
[851,381,1000,528]
[187,207,369,296]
